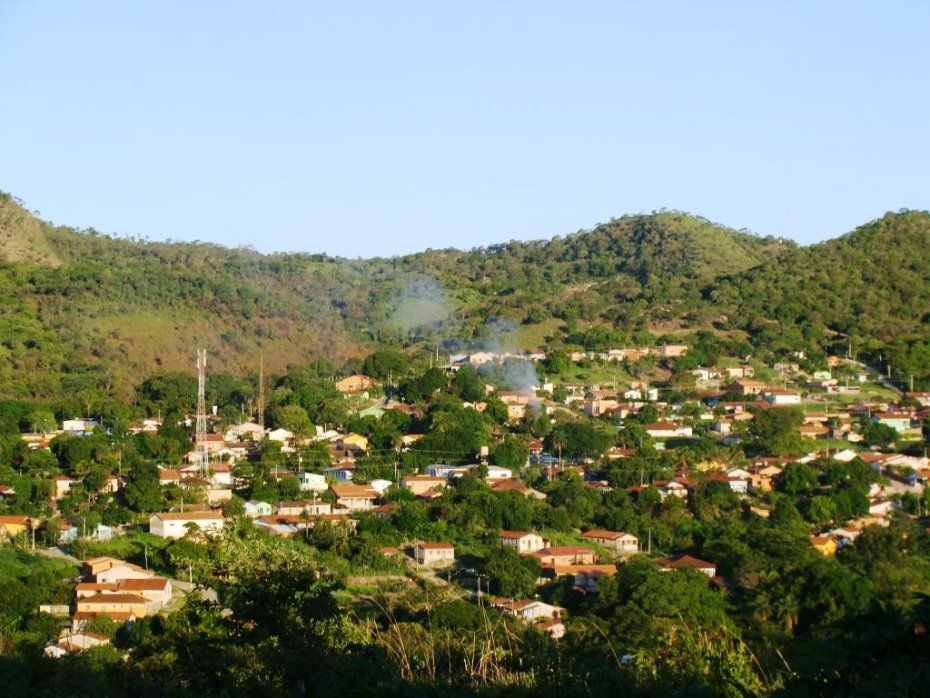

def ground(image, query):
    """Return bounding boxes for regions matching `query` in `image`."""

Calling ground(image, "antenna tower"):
[196,349,209,476]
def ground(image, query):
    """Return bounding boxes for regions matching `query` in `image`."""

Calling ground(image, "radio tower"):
[195,349,209,477]
[257,355,265,430]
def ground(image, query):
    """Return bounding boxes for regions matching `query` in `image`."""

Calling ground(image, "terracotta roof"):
[499,530,535,539]
[153,511,223,521]
[536,546,594,556]
[79,593,149,604]
[117,578,170,591]
[582,529,630,541]
[417,542,454,550]
[655,554,715,570]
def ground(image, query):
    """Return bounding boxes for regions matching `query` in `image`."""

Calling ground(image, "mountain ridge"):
[1,190,928,399]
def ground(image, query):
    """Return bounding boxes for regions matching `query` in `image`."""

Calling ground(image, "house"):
[645,422,693,439]
[582,530,639,556]
[297,471,328,492]
[275,500,332,516]
[499,599,562,622]
[82,557,154,583]
[53,476,80,500]
[158,469,181,486]
[45,631,111,658]
[79,577,172,606]
[468,352,497,366]
[225,421,264,441]
[569,564,619,593]
[484,464,514,479]
[267,428,294,443]
[62,418,99,434]
[810,536,837,556]
[0,515,30,538]
[536,618,566,639]
[728,380,766,396]
[761,389,802,406]
[400,475,448,496]
[658,345,689,358]
[414,542,455,566]
[330,483,379,511]
[490,478,547,499]
[872,412,913,433]
[499,530,546,554]
[322,463,355,481]
[868,499,900,518]
[148,511,225,539]
[532,546,597,566]
[335,374,372,395]
[76,593,152,619]
[340,433,369,453]
[704,474,750,494]
[655,554,717,577]
[244,500,273,518]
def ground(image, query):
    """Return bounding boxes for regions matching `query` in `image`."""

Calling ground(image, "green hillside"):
[1,190,929,398]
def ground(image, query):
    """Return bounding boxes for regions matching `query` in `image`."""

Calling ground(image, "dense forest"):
[2,192,929,400]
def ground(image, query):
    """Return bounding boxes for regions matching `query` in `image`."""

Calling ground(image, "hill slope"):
[0,191,928,397]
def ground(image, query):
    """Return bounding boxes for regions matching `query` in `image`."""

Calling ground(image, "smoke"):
[478,318,540,396]
[385,275,452,331]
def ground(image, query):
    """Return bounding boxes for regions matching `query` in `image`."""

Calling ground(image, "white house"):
[761,390,802,406]
[297,472,328,492]
[499,530,546,554]
[267,428,294,443]
[414,542,455,566]
[149,511,225,539]
[581,529,639,555]
[62,418,99,434]
[244,500,273,518]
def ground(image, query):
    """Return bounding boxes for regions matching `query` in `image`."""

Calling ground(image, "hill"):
[0,191,928,398]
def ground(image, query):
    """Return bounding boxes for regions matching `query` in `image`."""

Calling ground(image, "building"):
[810,536,837,556]
[728,380,766,396]
[655,554,717,577]
[499,530,546,554]
[330,483,379,511]
[297,471,328,492]
[581,530,639,556]
[414,542,455,566]
[76,593,151,619]
[532,546,597,566]
[645,422,693,439]
[275,500,332,516]
[82,557,154,583]
[872,412,913,433]
[243,500,273,518]
[148,511,225,539]
[400,475,448,496]
[761,389,802,406]
[0,514,30,538]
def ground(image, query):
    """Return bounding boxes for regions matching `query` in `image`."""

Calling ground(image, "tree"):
[778,462,817,495]
[272,404,311,436]
[490,437,529,470]
[750,406,805,455]
[124,461,164,512]
[484,546,539,597]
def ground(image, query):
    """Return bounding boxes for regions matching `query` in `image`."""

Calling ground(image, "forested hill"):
[1,190,929,399]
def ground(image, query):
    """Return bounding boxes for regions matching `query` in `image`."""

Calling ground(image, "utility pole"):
[196,349,209,478]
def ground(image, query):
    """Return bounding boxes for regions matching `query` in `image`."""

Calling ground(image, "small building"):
[330,483,379,511]
[400,475,448,496]
[810,536,837,556]
[414,542,455,566]
[297,471,328,492]
[148,511,225,539]
[581,530,639,556]
[0,514,31,538]
[244,500,273,518]
[655,554,717,577]
[533,546,597,566]
[499,530,546,554]
[761,389,802,406]
[872,412,913,433]
[76,593,151,619]
[82,557,154,583]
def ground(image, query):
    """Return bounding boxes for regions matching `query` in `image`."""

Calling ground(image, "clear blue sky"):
[2,2,928,257]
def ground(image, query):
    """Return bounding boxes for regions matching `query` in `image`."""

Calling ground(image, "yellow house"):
[341,433,369,453]
[810,536,837,556]
[0,515,31,538]
[76,592,151,618]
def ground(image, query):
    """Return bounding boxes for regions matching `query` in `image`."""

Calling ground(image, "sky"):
[1,2,928,257]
